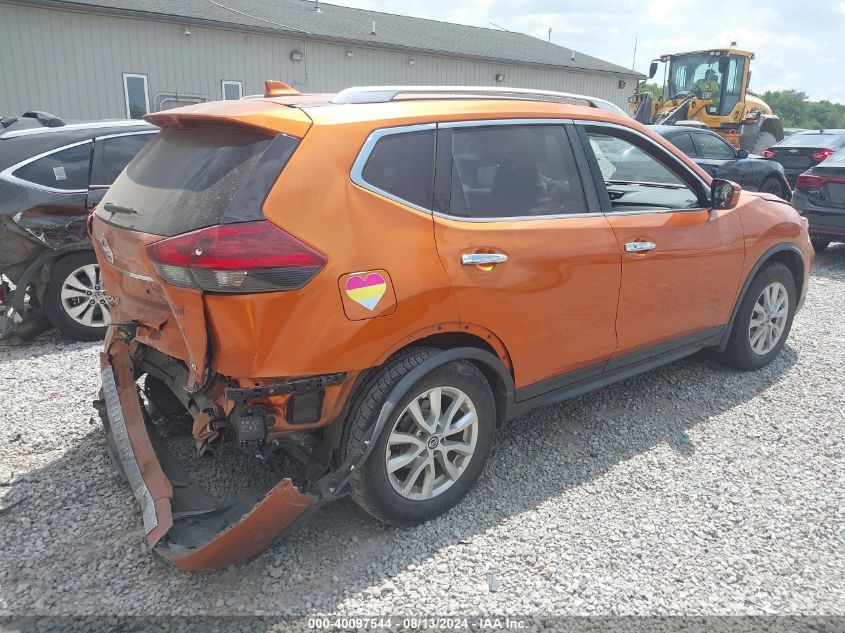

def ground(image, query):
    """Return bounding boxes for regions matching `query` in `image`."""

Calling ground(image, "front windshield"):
[666,53,745,116]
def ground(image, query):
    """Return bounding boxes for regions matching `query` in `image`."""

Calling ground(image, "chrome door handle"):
[461,253,508,265]
[624,241,656,253]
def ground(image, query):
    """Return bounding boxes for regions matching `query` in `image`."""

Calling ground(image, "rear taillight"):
[811,148,834,162]
[795,173,845,190]
[147,220,326,293]
[762,149,775,159]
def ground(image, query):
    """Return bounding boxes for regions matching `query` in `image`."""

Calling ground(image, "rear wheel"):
[760,176,787,199]
[44,251,111,341]
[811,239,830,254]
[746,131,777,155]
[719,262,796,371]
[342,350,496,526]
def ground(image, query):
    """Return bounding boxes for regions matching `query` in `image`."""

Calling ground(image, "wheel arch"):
[720,242,804,350]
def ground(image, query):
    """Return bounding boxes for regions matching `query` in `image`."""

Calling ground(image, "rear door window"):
[669,133,697,157]
[97,128,298,236]
[90,133,156,186]
[358,129,435,209]
[445,124,587,218]
[12,142,91,190]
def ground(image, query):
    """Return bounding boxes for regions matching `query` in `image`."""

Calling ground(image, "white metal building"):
[1,0,643,120]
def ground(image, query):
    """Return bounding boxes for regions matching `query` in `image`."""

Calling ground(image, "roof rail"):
[331,86,626,114]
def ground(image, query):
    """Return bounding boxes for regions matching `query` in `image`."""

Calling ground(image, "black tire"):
[44,251,109,341]
[719,262,796,371]
[760,175,788,200]
[746,131,777,155]
[342,349,496,526]
[811,239,830,254]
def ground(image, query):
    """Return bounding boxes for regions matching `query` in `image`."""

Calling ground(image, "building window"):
[222,80,243,100]
[123,73,150,119]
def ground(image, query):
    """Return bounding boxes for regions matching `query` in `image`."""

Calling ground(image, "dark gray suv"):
[0,120,156,340]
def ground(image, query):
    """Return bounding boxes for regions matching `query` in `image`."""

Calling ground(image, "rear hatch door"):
[92,102,311,385]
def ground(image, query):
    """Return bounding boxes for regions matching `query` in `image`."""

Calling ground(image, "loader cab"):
[662,50,750,118]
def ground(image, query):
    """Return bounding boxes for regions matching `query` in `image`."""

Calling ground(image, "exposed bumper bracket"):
[224,372,346,403]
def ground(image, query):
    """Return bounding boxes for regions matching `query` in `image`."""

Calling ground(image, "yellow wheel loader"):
[630,48,783,154]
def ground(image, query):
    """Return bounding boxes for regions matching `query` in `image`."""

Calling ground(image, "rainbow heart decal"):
[345,273,387,311]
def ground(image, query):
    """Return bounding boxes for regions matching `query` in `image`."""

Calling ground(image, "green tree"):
[762,89,845,129]
[638,82,664,99]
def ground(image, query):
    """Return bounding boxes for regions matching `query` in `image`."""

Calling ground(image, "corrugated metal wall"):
[0,2,633,120]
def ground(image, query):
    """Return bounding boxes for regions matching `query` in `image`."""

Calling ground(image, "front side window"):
[359,129,435,209]
[123,74,150,119]
[222,80,243,100]
[586,129,701,211]
[447,124,587,218]
[693,133,736,160]
[12,142,91,190]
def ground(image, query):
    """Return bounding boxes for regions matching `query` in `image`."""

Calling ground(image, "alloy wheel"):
[748,281,788,356]
[385,386,479,501]
[59,264,111,328]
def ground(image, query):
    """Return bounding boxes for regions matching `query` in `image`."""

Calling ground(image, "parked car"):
[91,85,814,570]
[792,151,845,252]
[652,125,791,199]
[763,129,845,187]
[0,119,157,340]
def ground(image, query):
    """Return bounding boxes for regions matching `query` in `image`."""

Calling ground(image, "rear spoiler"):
[143,100,312,137]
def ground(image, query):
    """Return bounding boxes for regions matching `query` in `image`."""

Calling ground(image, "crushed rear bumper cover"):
[97,337,316,571]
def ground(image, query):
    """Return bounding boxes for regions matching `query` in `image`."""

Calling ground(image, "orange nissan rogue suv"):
[91,85,814,570]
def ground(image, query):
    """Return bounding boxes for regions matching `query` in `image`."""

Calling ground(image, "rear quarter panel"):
[204,121,460,379]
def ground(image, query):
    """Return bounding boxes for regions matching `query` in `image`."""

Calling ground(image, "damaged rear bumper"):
[97,337,317,571]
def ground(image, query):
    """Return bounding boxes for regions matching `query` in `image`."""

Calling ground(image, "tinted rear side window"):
[13,142,91,190]
[98,128,297,236]
[360,130,435,209]
[668,133,696,157]
[91,133,156,186]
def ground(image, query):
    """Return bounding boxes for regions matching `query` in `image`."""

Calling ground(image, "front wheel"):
[343,351,496,526]
[719,262,796,371]
[44,251,111,341]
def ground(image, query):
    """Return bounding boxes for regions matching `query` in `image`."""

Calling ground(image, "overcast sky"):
[327,0,845,104]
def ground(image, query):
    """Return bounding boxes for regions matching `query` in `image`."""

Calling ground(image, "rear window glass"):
[777,133,845,148]
[97,128,294,237]
[13,142,91,190]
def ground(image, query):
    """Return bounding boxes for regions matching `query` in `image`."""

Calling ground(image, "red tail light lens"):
[795,174,826,190]
[762,149,775,159]
[811,148,834,162]
[147,220,326,293]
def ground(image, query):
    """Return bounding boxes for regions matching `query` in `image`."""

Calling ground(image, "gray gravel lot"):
[0,247,843,618]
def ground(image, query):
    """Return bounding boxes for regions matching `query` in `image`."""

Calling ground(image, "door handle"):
[624,241,656,253]
[461,253,508,266]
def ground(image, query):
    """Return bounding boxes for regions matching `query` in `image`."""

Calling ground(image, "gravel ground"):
[0,247,843,619]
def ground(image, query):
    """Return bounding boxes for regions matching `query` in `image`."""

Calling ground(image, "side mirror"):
[649,61,658,79]
[736,149,749,159]
[711,178,741,210]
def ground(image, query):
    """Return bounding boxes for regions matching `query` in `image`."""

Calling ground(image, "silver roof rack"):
[331,86,627,114]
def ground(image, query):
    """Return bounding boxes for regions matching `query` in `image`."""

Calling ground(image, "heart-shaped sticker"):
[345,273,387,311]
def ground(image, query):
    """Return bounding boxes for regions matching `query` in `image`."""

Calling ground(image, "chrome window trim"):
[0,120,153,139]
[432,210,593,223]
[439,117,574,129]
[94,130,158,142]
[576,119,712,217]
[349,123,437,214]
[0,138,92,194]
